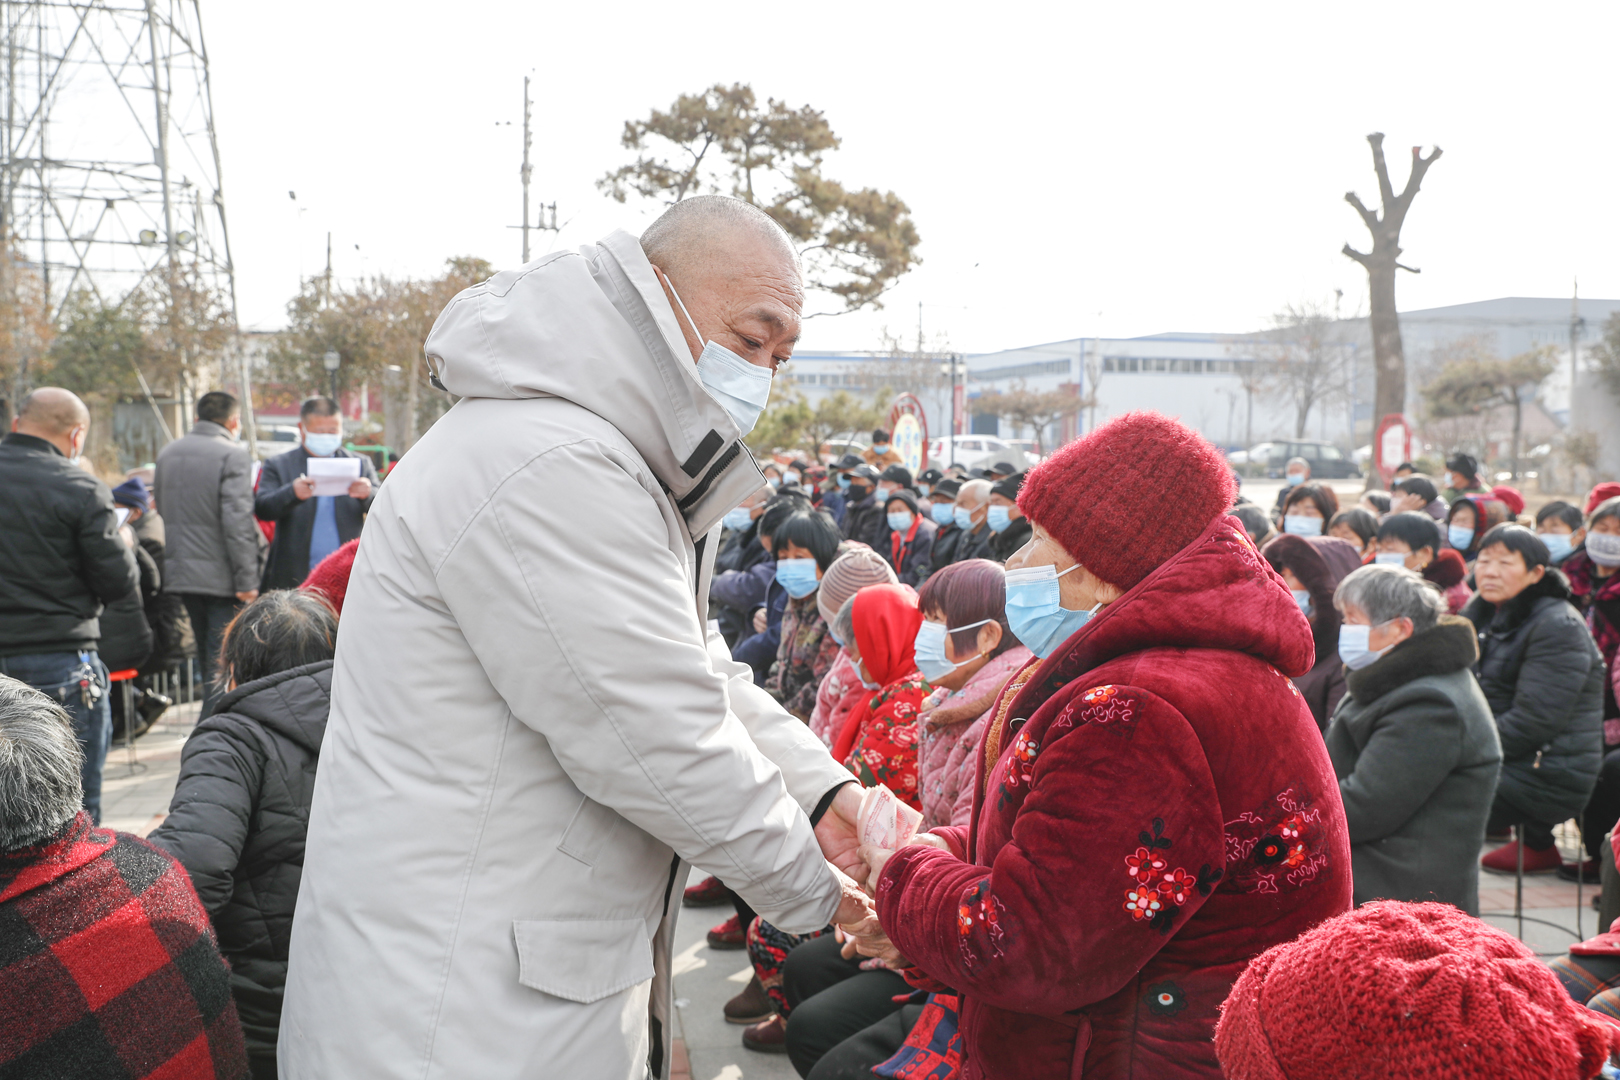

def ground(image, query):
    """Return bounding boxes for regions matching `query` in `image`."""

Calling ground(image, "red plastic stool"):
[107,669,144,773]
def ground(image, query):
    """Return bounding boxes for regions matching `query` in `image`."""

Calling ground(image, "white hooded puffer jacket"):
[278,231,850,1079]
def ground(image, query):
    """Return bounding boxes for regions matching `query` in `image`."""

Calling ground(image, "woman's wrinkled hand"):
[859,831,949,891]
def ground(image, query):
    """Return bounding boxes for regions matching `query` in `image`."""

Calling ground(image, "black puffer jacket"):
[988,515,1033,563]
[148,660,330,1064]
[97,540,157,672]
[1462,572,1603,826]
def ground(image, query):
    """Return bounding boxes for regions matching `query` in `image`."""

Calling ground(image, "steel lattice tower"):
[1,0,235,319]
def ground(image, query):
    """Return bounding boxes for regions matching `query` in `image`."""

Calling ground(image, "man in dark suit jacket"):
[254,397,378,592]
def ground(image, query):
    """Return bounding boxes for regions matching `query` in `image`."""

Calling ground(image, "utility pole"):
[1571,279,1585,423]
[323,231,332,307]
[521,76,532,264]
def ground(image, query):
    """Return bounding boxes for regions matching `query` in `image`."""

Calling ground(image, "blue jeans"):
[0,651,111,823]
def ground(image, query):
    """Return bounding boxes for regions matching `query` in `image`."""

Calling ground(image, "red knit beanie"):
[1491,485,1525,517]
[1017,411,1235,589]
[1215,901,1620,1080]
[1588,482,1620,515]
[301,538,359,617]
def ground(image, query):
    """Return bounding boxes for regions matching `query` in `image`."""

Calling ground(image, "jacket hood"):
[422,230,765,539]
[1012,514,1316,712]
[210,660,333,756]
[1344,615,1479,704]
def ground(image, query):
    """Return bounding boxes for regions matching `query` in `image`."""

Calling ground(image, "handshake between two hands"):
[816,783,948,971]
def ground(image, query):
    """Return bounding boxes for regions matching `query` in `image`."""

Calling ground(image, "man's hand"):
[235,590,259,604]
[815,783,868,883]
[348,477,373,500]
[293,475,315,501]
[752,608,768,634]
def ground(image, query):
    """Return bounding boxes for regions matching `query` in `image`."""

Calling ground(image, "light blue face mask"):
[872,443,891,454]
[931,503,955,527]
[1374,551,1408,567]
[1290,588,1312,616]
[1004,563,1100,659]
[666,277,773,436]
[1338,621,1394,671]
[953,506,974,531]
[1283,514,1322,536]
[775,557,820,599]
[722,508,753,532]
[913,618,995,682]
[1539,532,1574,564]
[888,511,913,534]
[986,505,1013,534]
[1285,472,1306,486]
[837,474,852,491]
[918,484,931,497]
[1448,525,1475,550]
[304,432,342,457]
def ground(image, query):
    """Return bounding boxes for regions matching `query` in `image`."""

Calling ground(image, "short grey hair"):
[640,195,797,281]
[0,677,85,851]
[956,478,992,508]
[833,593,859,653]
[1334,564,1445,633]
[1286,457,1309,470]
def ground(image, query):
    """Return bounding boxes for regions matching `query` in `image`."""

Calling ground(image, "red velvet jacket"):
[876,515,1352,1080]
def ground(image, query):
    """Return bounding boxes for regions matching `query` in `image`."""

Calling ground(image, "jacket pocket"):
[512,918,655,1003]
[557,794,619,866]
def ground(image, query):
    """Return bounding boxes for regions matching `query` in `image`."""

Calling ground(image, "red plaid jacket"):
[0,812,248,1079]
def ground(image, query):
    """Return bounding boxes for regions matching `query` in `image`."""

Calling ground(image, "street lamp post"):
[323,350,341,406]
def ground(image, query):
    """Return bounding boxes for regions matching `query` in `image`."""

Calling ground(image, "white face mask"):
[665,277,773,437]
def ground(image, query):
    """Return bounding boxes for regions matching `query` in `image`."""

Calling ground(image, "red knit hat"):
[1491,485,1525,517]
[1017,411,1235,589]
[1215,901,1620,1080]
[1588,482,1620,515]
[301,538,359,617]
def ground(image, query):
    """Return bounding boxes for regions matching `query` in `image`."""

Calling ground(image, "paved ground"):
[111,698,1602,1078]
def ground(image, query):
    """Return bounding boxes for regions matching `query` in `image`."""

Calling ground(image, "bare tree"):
[1422,342,1557,479]
[974,381,1092,453]
[1342,133,1442,445]
[1255,300,1351,438]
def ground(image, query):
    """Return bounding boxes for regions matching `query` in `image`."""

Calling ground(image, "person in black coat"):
[1465,525,1605,876]
[950,477,997,565]
[922,477,963,580]
[986,472,1033,563]
[253,397,378,593]
[840,463,886,550]
[148,588,339,1080]
[880,488,936,585]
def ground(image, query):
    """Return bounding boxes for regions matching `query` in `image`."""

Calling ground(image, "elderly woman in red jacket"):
[852,412,1353,1080]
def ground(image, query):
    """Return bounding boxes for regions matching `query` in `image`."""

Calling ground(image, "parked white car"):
[928,435,1032,473]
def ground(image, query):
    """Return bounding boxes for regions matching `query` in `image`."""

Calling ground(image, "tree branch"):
[1396,262,1421,274]
[1396,145,1443,211]
[1366,133,1396,212]
[1341,243,1371,267]
[1343,192,1379,233]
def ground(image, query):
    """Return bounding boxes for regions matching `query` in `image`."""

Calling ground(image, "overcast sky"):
[199,2,1620,355]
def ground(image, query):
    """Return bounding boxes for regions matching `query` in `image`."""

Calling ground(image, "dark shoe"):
[706,914,746,950]
[741,1014,787,1053]
[137,689,172,728]
[1557,859,1603,884]
[683,874,728,908]
[1482,840,1564,875]
[724,975,772,1025]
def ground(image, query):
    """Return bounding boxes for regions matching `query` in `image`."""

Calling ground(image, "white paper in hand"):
[306,456,360,496]
[857,785,923,853]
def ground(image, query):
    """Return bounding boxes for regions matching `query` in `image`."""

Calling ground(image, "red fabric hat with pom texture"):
[301,538,359,617]
[1588,482,1620,515]
[1017,411,1235,590]
[1215,900,1620,1080]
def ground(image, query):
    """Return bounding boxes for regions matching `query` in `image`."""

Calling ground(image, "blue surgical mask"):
[723,508,753,532]
[888,511,914,533]
[666,277,773,436]
[1290,589,1312,615]
[931,503,955,527]
[872,443,891,454]
[1338,622,1393,671]
[953,506,974,531]
[1004,563,1100,659]
[1539,532,1574,563]
[775,557,820,598]
[766,476,780,490]
[1448,525,1475,550]
[986,505,1014,534]
[918,484,931,498]
[1286,472,1306,486]
[1374,552,1408,567]
[837,474,852,491]
[913,618,995,681]
[304,432,342,457]
[1283,514,1322,536]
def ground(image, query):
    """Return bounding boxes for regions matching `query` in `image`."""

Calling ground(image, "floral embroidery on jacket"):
[1143,981,1187,1017]
[1120,818,1222,933]
[1051,683,1140,734]
[1223,786,1329,894]
[955,879,1009,970]
[843,671,928,808]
